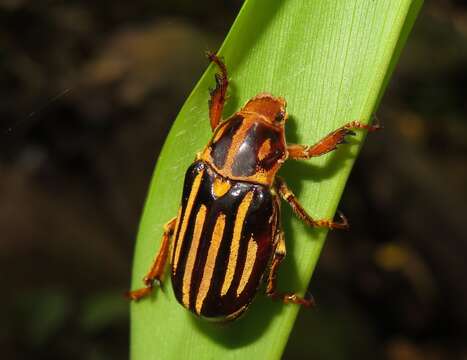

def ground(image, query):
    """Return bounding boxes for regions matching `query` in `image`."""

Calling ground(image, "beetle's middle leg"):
[207,52,229,131]
[266,231,315,307]
[275,177,349,230]
[126,217,177,301]
[287,120,380,159]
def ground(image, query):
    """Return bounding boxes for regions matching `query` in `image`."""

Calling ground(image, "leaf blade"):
[130,1,423,359]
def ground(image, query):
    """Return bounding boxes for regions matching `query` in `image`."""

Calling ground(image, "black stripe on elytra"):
[210,115,244,168]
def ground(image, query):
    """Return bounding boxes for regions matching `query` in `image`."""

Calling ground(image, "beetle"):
[127,53,379,321]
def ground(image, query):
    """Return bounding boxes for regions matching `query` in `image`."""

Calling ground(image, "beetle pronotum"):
[128,53,379,321]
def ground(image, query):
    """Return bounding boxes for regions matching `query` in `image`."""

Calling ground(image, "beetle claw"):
[370,115,383,131]
[143,276,163,289]
[205,50,216,61]
[333,210,349,230]
[338,130,356,145]
[304,292,316,307]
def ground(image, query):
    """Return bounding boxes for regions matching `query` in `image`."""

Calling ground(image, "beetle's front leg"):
[287,120,380,159]
[275,177,349,230]
[266,231,315,307]
[126,216,177,301]
[207,52,229,131]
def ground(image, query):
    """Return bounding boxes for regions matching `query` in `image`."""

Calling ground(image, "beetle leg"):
[126,217,177,301]
[275,177,349,230]
[266,231,315,307]
[207,52,229,131]
[287,120,381,159]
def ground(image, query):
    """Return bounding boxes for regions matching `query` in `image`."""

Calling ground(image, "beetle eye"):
[275,111,285,123]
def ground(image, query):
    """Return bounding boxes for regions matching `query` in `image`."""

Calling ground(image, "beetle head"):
[241,93,287,126]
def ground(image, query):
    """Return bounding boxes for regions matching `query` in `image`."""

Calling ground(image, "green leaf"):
[130,1,422,359]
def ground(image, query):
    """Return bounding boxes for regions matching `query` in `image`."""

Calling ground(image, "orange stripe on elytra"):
[172,169,205,273]
[182,204,206,308]
[221,191,254,296]
[195,213,226,314]
[237,235,257,296]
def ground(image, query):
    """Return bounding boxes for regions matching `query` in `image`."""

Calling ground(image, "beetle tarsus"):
[287,119,380,159]
[266,232,316,308]
[344,120,381,132]
[335,210,349,229]
[125,286,153,302]
[318,210,349,230]
[275,177,349,230]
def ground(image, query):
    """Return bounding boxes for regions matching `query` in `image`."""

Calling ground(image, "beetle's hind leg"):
[287,120,381,159]
[266,231,315,307]
[275,177,349,230]
[126,216,177,301]
[206,51,229,131]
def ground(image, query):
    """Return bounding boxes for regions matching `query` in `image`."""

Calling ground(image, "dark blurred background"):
[1,1,466,359]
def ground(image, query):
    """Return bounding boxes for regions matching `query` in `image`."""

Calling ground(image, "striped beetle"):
[127,53,379,321]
